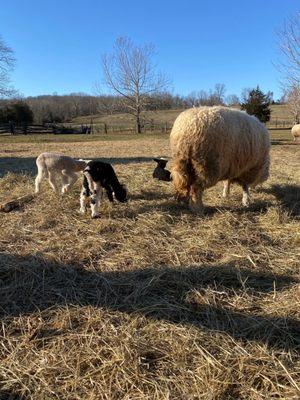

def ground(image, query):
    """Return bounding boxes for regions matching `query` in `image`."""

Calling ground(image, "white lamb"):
[35,152,88,194]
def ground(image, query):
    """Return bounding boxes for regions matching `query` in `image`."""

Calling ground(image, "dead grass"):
[0,137,299,399]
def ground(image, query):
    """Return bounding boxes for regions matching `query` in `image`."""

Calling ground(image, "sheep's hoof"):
[79,208,86,214]
[242,197,251,207]
[91,214,101,219]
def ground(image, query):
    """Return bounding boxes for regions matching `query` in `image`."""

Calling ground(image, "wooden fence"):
[0,118,293,136]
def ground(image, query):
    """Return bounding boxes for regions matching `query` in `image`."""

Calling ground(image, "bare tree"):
[101,37,170,133]
[282,84,300,123]
[213,83,226,104]
[277,13,300,121]
[0,36,15,98]
[226,94,240,106]
[277,12,300,86]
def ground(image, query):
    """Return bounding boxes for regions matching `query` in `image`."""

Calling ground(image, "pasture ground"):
[0,130,299,399]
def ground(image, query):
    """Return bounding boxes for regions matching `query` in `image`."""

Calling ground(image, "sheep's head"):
[114,184,128,203]
[76,159,91,171]
[152,158,172,182]
[153,157,168,169]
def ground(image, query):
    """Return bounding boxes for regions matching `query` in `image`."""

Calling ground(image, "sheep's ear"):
[153,158,168,168]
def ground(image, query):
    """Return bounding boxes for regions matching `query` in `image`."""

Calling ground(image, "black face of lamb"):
[152,167,172,182]
[152,158,172,182]
[113,183,128,203]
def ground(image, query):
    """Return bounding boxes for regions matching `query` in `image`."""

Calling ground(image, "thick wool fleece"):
[291,124,300,140]
[36,153,86,173]
[170,106,270,199]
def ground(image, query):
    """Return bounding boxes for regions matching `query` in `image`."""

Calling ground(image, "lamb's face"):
[76,160,89,172]
[114,184,128,203]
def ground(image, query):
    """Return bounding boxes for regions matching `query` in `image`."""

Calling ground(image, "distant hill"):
[71,104,293,130]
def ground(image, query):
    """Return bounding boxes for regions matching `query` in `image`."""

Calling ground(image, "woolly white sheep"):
[170,106,270,213]
[291,124,300,141]
[35,152,87,194]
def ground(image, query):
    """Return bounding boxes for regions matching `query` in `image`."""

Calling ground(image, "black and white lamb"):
[80,160,127,218]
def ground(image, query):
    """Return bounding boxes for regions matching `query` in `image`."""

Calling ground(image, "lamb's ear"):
[153,157,168,168]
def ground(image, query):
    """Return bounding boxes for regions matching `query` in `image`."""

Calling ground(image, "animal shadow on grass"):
[125,199,271,219]
[0,389,27,400]
[129,189,174,202]
[0,253,299,352]
[259,184,300,218]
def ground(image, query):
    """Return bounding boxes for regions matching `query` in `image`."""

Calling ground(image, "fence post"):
[164,122,168,134]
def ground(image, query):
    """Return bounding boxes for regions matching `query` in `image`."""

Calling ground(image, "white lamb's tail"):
[36,154,48,175]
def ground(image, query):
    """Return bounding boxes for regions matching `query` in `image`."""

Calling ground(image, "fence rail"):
[0,118,294,136]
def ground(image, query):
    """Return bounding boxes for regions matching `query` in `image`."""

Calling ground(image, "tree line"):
[3,6,300,134]
[0,86,274,131]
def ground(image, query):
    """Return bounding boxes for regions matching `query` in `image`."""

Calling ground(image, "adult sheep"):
[291,124,300,141]
[170,106,270,213]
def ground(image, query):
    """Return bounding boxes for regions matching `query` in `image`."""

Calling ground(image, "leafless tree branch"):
[101,37,170,133]
[0,36,16,98]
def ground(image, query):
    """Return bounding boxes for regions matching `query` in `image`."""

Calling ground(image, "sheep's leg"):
[242,184,251,206]
[61,172,69,194]
[35,168,45,193]
[222,180,230,198]
[79,187,88,213]
[90,183,103,218]
[62,170,78,194]
[48,171,60,193]
[104,185,114,202]
[189,185,204,214]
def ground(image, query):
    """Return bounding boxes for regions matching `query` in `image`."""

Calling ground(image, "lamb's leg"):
[61,172,69,194]
[79,187,88,213]
[35,168,45,193]
[48,171,59,193]
[189,185,204,214]
[222,180,230,198]
[242,184,251,206]
[62,170,78,194]
[104,185,114,202]
[90,183,103,218]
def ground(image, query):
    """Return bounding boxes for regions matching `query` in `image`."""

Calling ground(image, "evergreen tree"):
[241,86,272,123]
[0,101,34,133]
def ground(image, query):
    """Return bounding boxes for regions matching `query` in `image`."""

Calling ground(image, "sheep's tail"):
[36,154,49,178]
[171,158,194,199]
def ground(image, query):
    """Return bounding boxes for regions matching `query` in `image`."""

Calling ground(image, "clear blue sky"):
[2,0,299,99]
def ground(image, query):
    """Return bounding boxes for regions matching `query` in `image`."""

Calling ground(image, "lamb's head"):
[75,159,91,172]
[113,183,128,203]
[152,157,172,182]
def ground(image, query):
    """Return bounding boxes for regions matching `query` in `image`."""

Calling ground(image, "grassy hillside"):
[72,104,294,130]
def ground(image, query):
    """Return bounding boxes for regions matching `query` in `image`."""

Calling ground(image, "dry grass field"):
[0,131,299,399]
